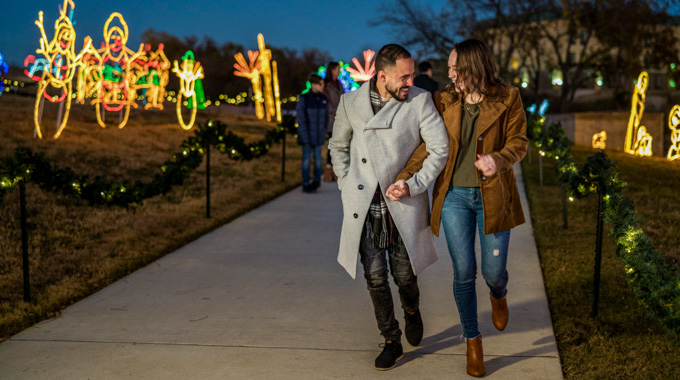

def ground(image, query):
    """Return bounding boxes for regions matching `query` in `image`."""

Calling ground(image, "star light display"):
[624,72,653,157]
[592,131,607,149]
[32,0,93,139]
[86,12,146,130]
[346,49,375,82]
[0,52,8,94]
[233,50,264,119]
[667,105,680,161]
[172,50,204,130]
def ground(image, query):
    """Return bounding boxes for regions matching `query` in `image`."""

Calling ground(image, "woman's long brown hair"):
[444,39,508,104]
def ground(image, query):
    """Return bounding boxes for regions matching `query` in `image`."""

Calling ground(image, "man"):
[413,61,439,95]
[328,44,448,370]
[296,74,328,192]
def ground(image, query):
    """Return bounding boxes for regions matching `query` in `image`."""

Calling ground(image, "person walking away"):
[329,44,448,370]
[323,61,343,182]
[296,73,328,193]
[387,39,528,377]
[413,61,439,95]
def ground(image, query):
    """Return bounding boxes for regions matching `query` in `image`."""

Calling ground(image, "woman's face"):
[331,66,340,80]
[448,49,465,93]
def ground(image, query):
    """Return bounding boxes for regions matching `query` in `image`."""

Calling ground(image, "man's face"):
[448,49,465,93]
[381,57,415,101]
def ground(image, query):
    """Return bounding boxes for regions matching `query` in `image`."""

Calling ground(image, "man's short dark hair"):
[375,44,411,74]
[308,73,323,85]
[418,61,433,73]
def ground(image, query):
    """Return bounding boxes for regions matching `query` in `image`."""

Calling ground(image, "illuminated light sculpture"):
[592,131,607,150]
[87,12,145,129]
[0,52,8,94]
[668,105,680,161]
[172,50,204,130]
[257,33,276,122]
[538,99,549,117]
[624,72,653,156]
[346,49,375,82]
[272,61,282,123]
[24,54,65,82]
[137,43,171,110]
[32,0,93,139]
[233,50,264,119]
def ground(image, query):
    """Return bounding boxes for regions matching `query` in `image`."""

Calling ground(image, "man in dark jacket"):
[296,74,329,192]
[413,61,439,95]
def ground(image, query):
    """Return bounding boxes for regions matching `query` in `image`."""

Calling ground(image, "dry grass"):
[522,145,680,379]
[0,94,304,340]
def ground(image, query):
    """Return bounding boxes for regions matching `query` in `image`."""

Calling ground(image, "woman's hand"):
[475,154,497,176]
[385,179,410,201]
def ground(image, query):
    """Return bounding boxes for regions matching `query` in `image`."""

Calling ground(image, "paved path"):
[0,165,563,379]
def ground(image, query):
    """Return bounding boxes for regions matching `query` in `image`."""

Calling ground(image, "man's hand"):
[385,179,410,201]
[475,154,497,176]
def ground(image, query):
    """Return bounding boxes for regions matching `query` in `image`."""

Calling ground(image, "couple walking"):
[328,40,528,376]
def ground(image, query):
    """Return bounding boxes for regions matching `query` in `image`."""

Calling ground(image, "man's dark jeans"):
[359,228,420,342]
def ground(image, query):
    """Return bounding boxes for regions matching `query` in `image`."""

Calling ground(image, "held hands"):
[475,154,497,176]
[385,179,410,201]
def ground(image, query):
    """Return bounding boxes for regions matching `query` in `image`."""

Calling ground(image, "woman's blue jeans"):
[301,145,322,185]
[441,186,510,339]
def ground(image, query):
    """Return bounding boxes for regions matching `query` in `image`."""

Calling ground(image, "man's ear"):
[377,70,386,83]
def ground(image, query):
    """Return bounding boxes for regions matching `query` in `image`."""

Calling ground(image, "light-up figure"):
[0,52,8,94]
[32,0,92,138]
[592,131,607,150]
[25,54,65,82]
[233,50,263,119]
[256,34,277,122]
[346,49,375,82]
[172,50,204,130]
[624,72,653,156]
[272,61,282,123]
[668,105,680,161]
[137,43,170,110]
[88,12,145,129]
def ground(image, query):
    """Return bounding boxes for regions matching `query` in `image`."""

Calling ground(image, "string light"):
[624,72,653,157]
[172,50,204,130]
[32,0,93,139]
[667,105,680,161]
[592,131,607,149]
[347,49,375,82]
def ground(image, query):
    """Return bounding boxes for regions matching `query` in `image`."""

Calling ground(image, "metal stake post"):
[562,187,569,229]
[591,192,605,318]
[19,181,30,302]
[206,141,211,218]
[281,127,286,182]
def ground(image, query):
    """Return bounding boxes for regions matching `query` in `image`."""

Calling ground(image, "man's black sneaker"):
[404,310,423,346]
[302,184,316,193]
[311,181,320,190]
[375,340,404,370]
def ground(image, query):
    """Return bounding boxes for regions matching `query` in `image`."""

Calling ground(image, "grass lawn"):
[0,94,303,341]
[522,145,680,379]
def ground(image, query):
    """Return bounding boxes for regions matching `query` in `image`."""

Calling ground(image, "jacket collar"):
[352,80,403,130]
[441,93,507,140]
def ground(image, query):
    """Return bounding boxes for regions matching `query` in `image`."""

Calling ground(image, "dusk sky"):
[2,0,449,67]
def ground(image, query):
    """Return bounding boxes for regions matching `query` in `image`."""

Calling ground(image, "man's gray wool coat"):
[328,82,449,279]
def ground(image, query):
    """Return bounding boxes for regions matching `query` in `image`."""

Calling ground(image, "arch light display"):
[592,131,607,150]
[667,105,680,161]
[172,50,204,130]
[624,72,653,157]
[32,0,93,139]
[346,49,375,82]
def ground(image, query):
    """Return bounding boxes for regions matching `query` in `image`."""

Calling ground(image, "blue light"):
[527,104,537,114]
[538,99,549,116]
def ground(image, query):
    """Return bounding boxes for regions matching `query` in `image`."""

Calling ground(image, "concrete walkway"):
[0,165,563,379]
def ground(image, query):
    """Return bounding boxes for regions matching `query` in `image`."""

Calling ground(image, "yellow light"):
[667,105,680,161]
[172,51,204,130]
[272,60,282,123]
[592,131,607,149]
[32,0,93,139]
[624,72,653,157]
[257,33,276,122]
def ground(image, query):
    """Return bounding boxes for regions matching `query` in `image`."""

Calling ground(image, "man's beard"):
[385,83,408,101]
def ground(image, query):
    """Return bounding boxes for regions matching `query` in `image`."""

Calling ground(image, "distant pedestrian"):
[413,61,439,95]
[388,39,528,377]
[296,74,328,193]
[323,61,343,182]
[329,44,448,370]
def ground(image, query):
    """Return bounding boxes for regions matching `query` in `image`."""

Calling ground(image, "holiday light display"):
[624,72,653,156]
[272,61,282,123]
[592,131,607,149]
[257,34,277,122]
[346,49,375,82]
[0,52,8,94]
[87,12,146,129]
[138,43,171,110]
[233,50,264,119]
[172,50,204,130]
[32,0,93,139]
[667,105,680,161]
[24,54,64,82]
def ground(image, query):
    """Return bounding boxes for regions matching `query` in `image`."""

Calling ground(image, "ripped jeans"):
[359,226,419,342]
[441,186,510,339]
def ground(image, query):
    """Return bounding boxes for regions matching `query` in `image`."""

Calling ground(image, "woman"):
[323,62,343,182]
[387,39,528,377]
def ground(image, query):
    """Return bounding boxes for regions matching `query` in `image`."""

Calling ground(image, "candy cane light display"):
[172,50,204,130]
[32,0,92,139]
[624,72,653,157]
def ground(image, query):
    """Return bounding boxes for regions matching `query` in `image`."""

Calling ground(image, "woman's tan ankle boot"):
[466,335,485,377]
